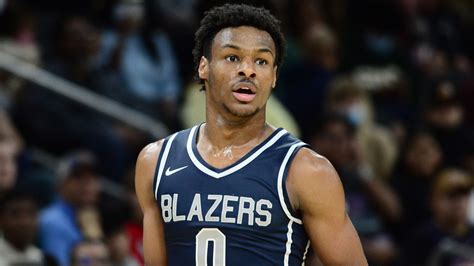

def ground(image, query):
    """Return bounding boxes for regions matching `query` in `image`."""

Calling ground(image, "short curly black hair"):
[192,3,286,83]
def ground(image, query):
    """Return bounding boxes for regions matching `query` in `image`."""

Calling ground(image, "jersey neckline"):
[186,124,287,179]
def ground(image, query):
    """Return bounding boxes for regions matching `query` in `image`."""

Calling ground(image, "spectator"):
[39,151,102,266]
[97,0,182,130]
[309,114,400,265]
[70,240,111,266]
[11,15,131,180]
[391,129,443,239]
[0,190,47,265]
[325,77,398,180]
[278,22,338,138]
[402,168,474,265]
[423,80,474,167]
[105,227,139,266]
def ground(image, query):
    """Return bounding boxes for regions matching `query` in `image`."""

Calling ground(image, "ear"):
[198,56,209,80]
[272,66,278,89]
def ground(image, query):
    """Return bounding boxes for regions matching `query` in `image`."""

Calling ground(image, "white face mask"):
[346,103,367,126]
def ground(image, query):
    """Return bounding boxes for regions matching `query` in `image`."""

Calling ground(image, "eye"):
[225,55,239,62]
[256,58,268,65]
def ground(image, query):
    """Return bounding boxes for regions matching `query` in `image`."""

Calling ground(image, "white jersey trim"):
[186,125,288,179]
[284,220,294,266]
[154,133,178,200]
[277,143,305,225]
[301,241,311,266]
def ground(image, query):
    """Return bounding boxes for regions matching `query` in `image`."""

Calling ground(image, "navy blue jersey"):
[153,125,310,266]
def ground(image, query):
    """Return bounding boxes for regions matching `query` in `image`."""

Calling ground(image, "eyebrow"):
[221,44,274,57]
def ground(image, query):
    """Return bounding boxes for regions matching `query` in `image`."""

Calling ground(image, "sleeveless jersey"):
[153,125,310,266]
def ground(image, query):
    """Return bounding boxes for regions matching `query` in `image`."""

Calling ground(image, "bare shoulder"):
[287,147,345,214]
[136,140,164,168]
[135,140,165,195]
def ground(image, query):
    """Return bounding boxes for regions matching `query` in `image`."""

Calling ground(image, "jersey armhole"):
[152,133,178,200]
[278,142,309,225]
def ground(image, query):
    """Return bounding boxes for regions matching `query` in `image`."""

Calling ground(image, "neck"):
[204,106,268,150]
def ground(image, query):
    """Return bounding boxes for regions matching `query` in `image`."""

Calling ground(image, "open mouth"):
[232,86,256,102]
[235,87,254,94]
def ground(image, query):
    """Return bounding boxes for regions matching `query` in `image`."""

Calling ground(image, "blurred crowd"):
[0,0,473,265]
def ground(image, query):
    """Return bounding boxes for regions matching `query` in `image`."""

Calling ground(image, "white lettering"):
[237,197,255,225]
[205,195,222,222]
[255,199,272,226]
[187,193,204,221]
[221,195,238,223]
[160,193,273,227]
[161,194,172,222]
[172,193,186,221]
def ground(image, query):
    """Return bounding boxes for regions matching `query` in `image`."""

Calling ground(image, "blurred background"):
[0,0,472,265]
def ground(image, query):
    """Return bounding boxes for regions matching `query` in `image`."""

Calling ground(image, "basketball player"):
[135,4,367,265]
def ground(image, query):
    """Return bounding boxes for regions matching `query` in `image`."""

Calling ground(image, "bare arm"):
[287,148,367,265]
[135,141,167,265]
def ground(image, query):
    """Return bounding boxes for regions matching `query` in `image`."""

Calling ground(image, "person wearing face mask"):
[325,76,398,181]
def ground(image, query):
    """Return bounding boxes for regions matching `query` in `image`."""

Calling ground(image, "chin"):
[224,103,260,118]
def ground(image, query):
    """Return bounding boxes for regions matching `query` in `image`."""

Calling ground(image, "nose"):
[238,58,256,78]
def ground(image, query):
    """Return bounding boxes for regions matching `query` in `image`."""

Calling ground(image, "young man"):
[136,4,367,265]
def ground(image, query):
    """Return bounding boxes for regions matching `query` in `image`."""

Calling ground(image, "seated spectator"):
[70,240,111,266]
[325,77,398,180]
[11,15,131,180]
[277,22,338,138]
[309,114,400,265]
[0,190,46,265]
[391,129,443,238]
[104,226,139,266]
[402,168,474,265]
[39,151,102,266]
[97,0,182,130]
[423,80,474,167]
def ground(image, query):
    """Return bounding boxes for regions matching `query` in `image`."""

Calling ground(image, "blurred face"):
[405,133,442,177]
[60,17,100,61]
[72,242,111,266]
[199,26,277,119]
[64,172,100,207]
[432,187,471,228]
[0,199,38,250]
[426,104,464,130]
[302,24,339,70]
[311,121,353,167]
[0,142,19,192]
[106,230,130,262]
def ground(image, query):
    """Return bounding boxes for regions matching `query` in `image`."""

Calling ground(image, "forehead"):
[211,26,276,54]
